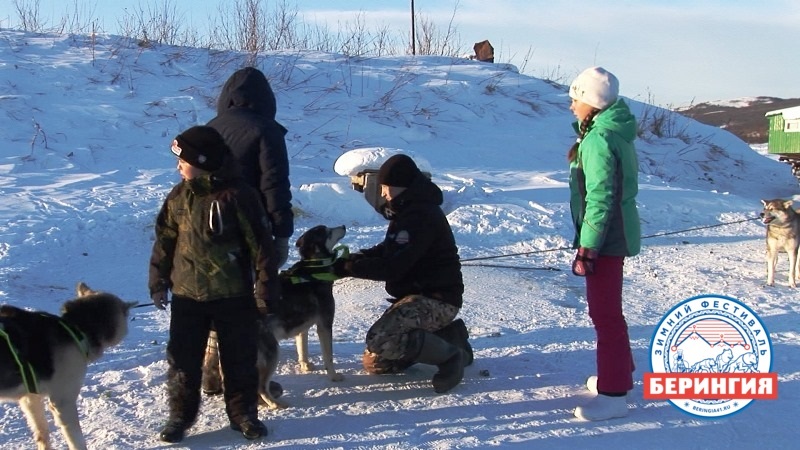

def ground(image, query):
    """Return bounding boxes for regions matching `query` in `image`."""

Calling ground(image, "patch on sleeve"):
[394,230,410,245]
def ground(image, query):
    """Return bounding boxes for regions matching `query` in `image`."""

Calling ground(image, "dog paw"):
[299,362,315,373]
[261,397,290,410]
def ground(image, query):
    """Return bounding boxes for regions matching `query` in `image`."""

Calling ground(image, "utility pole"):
[410,0,416,55]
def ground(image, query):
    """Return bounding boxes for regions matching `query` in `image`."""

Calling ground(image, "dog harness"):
[0,316,89,394]
[282,245,349,284]
[0,321,39,393]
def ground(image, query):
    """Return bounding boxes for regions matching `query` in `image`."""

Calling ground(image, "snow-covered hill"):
[1,29,798,449]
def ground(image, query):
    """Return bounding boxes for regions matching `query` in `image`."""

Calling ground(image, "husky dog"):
[203,225,346,409]
[0,282,135,450]
[760,199,800,287]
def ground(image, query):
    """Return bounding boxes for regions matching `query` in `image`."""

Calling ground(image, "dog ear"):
[783,199,793,209]
[76,282,96,297]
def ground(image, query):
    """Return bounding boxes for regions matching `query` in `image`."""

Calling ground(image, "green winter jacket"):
[148,173,279,307]
[569,98,641,257]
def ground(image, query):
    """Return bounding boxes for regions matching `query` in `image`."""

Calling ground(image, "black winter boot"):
[161,369,200,442]
[231,416,268,440]
[409,329,465,393]
[434,319,473,366]
[159,420,189,443]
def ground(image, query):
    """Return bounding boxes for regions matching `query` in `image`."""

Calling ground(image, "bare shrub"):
[53,0,100,35]
[264,0,300,50]
[117,0,190,47]
[12,0,45,32]
[637,91,690,142]
[9,0,471,80]
[210,0,266,55]
[371,24,399,57]
[413,1,464,57]
[338,11,371,57]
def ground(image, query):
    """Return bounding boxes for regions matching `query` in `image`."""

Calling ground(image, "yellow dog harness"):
[281,245,350,284]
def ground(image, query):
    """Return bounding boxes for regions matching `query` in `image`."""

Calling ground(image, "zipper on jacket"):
[209,200,223,236]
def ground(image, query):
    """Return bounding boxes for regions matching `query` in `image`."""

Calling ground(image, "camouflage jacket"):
[148,173,279,307]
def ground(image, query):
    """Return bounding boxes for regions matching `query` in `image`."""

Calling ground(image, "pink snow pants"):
[585,255,635,393]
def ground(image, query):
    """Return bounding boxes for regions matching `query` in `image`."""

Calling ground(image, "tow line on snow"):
[131,302,156,309]
[460,216,762,271]
[128,217,764,286]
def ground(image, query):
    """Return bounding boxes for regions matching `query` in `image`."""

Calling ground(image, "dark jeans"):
[166,295,258,424]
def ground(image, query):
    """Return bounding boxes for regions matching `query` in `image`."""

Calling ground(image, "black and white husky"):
[0,282,135,450]
[202,225,346,409]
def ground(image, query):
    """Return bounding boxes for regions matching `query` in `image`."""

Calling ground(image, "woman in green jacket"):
[567,67,641,421]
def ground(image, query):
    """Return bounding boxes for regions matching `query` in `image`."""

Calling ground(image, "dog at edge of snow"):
[0,282,135,450]
[760,198,800,287]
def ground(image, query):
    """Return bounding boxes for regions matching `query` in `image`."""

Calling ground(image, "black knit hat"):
[171,126,228,172]
[377,154,421,187]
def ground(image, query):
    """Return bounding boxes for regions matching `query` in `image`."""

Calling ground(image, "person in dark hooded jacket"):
[149,126,279,442]
[207,67,294,268]
[333,154,472,394]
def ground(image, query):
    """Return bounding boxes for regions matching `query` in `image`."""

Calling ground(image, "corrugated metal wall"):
[768,114,800,154]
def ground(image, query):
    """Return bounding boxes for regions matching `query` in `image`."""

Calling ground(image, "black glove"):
[332,258,353,278]
[571,247,597,276]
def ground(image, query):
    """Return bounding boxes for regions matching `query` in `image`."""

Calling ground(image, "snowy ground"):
[0,29,799,449]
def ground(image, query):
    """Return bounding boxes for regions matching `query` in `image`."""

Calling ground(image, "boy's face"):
[177,158,206,180]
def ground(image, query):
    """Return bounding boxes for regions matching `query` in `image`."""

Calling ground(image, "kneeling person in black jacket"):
[334,154,473,393]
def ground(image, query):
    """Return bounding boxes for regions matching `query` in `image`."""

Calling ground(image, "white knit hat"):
[569,66,619,110]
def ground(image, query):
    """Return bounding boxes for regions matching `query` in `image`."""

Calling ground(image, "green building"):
[766,106,800,155]
[766,106,800,180]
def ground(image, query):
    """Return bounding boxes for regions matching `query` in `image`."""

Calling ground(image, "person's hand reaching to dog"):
[332,257,352,278]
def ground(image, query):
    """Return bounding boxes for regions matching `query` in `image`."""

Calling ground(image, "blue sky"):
[1,0,798,106]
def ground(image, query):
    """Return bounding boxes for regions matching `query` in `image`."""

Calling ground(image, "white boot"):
[586,375,599,393]
[586,375,633,400]
[574,394,628,421]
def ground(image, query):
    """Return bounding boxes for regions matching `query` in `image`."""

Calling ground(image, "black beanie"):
[377,154,420,187]
[171,126,228,172]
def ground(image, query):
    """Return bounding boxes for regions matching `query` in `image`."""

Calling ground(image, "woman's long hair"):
[567,109,600,163]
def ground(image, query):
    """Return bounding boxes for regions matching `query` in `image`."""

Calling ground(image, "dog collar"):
[300,245,350,269]
[282,245,350,284]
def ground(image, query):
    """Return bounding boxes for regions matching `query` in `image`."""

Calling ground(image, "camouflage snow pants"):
[363,295,458,372]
